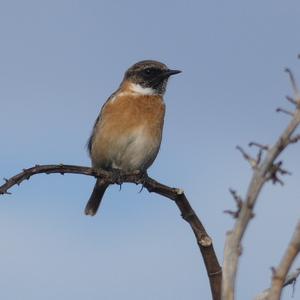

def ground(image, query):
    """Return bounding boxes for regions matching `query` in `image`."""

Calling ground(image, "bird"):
[85,60,181,216]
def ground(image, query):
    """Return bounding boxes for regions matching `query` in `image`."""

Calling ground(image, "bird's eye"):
[143,68,155,76]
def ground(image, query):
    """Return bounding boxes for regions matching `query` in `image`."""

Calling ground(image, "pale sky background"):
[0,1,299,299]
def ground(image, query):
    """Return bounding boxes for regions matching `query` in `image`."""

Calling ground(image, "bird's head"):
[122,60,181,95]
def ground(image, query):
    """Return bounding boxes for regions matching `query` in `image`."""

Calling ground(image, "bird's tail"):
[85,179,109,216]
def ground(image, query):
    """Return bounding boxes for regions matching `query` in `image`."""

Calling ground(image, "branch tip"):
[276,107,294,116]
[285,68,300,100]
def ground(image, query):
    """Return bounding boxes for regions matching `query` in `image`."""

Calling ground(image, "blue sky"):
[0,1,299,299]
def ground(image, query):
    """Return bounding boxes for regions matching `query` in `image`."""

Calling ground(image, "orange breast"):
[91,91,165,171]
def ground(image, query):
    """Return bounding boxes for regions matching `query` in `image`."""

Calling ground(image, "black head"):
[123,60,181,95]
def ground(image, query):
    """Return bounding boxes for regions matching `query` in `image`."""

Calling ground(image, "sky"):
[0,1,299,299]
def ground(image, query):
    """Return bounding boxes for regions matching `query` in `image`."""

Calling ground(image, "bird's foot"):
[110,168,124,185]
[137,171,149,193]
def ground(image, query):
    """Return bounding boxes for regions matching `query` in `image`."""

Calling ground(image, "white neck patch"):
[130,83,156,95]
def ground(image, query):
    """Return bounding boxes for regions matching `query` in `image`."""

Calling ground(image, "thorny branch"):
[222,69,300,300]
[0,164,222,300]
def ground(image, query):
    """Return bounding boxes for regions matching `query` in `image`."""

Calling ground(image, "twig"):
[0,164,222,300]
[267,220,300,300]
[222,69,300,300]
[254,268,300,300]
[224,189,243,219]
[286,95,297,106]
[267,161,291,186]
[248,142,269,151]
[285,68,300,98]
[276,107,294,117]
[236,146,258,169]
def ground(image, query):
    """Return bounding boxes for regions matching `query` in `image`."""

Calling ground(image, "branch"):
[222,69,300,300]
[267,220,300,300]
[254,268,300,300]
[0,164,222,300]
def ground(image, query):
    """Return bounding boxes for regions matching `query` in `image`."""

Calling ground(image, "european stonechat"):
[85,60,181,216]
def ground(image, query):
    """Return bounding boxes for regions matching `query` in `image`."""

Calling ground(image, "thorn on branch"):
[276,107,294,117]
[138,184,144,193]
[1,191,11,195]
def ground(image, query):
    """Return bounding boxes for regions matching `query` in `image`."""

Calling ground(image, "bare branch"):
[0,164,222,300]
[254,268,300,300]
[276,107,294,117]
[222,70,300,300]
[267,220,300,300]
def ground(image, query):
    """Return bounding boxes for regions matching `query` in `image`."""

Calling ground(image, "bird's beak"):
[163,69,182,78]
